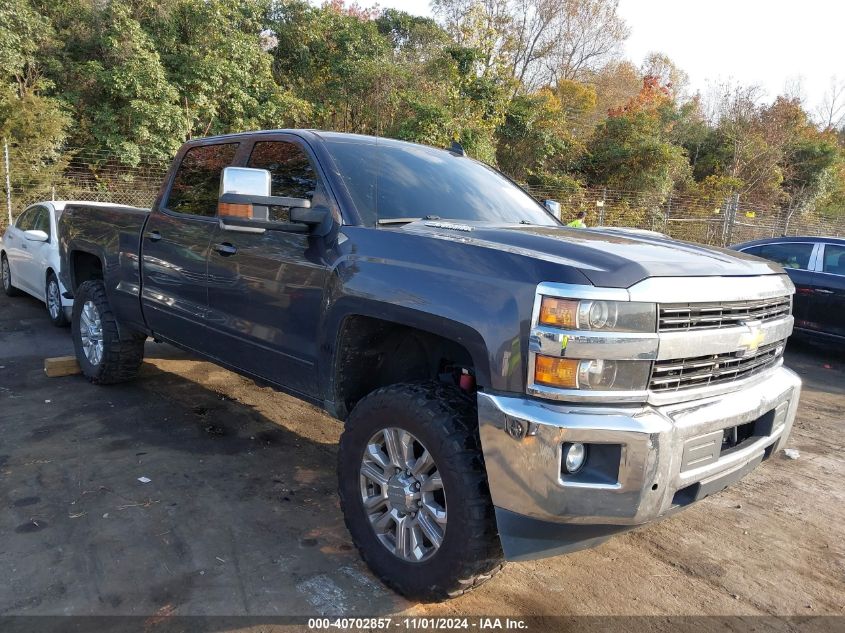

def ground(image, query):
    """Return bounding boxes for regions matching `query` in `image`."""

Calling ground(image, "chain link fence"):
[2,144,843,246]
[524,185,845,246]
[1,145,167,233]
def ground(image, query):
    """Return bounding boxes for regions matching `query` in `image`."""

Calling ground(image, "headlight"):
[539,297,656,332]
[534,356,651,391]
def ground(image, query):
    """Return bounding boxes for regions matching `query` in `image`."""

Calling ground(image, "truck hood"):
[398,221,782,287]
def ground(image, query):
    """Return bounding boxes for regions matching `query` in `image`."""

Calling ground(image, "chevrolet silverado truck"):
[58,130,801,601]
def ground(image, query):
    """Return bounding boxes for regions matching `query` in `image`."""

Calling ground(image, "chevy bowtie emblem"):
[736,321,765,357]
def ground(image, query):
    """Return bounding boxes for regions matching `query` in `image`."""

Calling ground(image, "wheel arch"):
[323,302,490,420]
[67,248,105,293]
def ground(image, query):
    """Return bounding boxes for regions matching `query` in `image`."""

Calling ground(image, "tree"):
[777,103,840,213]
[433,0,629,91]
[0,0,70,216]
[270,1,396,134]
[154,0,310,140]
[376,8,451,64]
[506,0,560,90]
[543,0,629,84]
[496,87,586,187]
[681,84,844,219]
[816,76,845,131]
[1,0,841,232]
[640,52,689,98]
[583,77,691,197]
[432,0,513,79]
[80,3,187,166]
[693,83,784,204]
[579,60,641,128]
[393,45,511,164]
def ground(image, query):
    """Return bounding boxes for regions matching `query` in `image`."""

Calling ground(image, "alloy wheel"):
[79,300,104,366]
[359,427,447,562]
[2,258,9,291]
[47,279,61,319]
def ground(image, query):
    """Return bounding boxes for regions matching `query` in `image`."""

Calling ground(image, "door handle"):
[814,288,833,295]
[148,230,162,242]
[214,242,238,257]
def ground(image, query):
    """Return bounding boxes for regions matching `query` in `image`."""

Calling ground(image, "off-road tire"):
[338,382,504,601]
[2,253,21,297]
[72,280,146,384]
[46,271,68,327]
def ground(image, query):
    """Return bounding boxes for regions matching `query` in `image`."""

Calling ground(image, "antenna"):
[448,141,465,156]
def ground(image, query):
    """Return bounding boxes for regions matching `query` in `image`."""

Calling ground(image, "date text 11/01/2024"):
[307,618,528,629]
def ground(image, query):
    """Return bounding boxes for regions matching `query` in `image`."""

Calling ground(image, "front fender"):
[316,253,548,404]
[321,293,493,391]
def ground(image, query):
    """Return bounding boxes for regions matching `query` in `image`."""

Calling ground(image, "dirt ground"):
[1,290,843,627]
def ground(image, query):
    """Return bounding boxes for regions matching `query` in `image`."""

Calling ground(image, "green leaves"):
[583,79,691,199]
[0,0,841,224]
[81,4,185,166]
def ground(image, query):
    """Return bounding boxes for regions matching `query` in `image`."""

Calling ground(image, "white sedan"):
[1,201,78,326]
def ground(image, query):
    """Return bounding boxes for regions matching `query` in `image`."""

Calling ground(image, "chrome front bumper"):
[478,366,801,559]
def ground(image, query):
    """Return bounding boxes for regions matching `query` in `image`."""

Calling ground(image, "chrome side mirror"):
[220,167,272,198]
[218,167,272,220]
[217,166,319,234]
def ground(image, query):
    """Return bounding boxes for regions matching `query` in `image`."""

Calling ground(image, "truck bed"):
[59,202,151,331]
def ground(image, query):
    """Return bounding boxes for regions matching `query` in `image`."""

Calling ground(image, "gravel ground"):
[0,290,842,629]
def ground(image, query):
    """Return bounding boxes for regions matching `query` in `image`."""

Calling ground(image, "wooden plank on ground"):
[44,356,81,378]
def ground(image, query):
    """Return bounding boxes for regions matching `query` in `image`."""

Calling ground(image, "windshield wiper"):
[377,215,441,226]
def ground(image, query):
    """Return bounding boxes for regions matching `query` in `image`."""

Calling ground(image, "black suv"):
[733,236,845,343]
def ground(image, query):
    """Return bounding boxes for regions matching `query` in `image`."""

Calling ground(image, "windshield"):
[322,136,559,227]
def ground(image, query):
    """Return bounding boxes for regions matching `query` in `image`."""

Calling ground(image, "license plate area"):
[720,409,775,457]
[680,408,776,472]
[673,451,766,507]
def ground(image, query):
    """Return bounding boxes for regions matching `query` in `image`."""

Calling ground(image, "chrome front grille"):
[650,340,786,392]
[658,296,792,331]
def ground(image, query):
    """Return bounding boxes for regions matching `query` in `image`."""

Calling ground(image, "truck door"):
[141,142,240,354]
[205,138,331,397]
[814,243,845,339]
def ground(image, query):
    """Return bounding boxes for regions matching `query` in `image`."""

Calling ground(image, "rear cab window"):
[165,143,239,217]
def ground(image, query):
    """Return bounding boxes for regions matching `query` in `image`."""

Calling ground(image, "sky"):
[339,0,843,112]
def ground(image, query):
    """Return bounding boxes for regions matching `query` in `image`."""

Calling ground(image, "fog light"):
[563,442,587,474]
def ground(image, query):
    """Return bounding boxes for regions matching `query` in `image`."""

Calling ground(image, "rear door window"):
[822,244,845,276]
[166,143,239,217]
[246,141,322,222]
[756,242,815,270]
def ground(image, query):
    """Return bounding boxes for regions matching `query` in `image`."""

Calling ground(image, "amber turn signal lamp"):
[218,202,253,218]
[539,297,579,328]
[534,355,578,389]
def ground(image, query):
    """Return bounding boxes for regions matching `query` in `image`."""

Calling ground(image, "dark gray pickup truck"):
[59,130,801,601]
